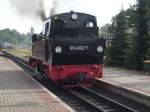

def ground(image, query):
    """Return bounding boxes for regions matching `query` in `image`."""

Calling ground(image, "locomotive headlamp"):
[55,46,62,54]
[97,46,103,53]
[86,21,94,27]
[71,13,78,20]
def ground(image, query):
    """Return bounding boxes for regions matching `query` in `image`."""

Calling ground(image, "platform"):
[94,66,150,107]
[0,57,75,112]
[101,67,150,96]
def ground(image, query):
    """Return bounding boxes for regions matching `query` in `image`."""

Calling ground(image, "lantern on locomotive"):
[29,11,105,87]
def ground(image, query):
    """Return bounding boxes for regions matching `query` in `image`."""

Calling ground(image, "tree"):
[135,0,149,69]
[145,0,150,59]
[0,28,28,47]
[124,5,138,69]
[99,24,111,38]
[105,1,150,70]
[109,10,127,66]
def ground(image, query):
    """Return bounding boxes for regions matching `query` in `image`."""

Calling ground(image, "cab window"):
[44,22,49,36]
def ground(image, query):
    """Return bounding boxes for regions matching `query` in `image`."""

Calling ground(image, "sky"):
[0,0,136,33]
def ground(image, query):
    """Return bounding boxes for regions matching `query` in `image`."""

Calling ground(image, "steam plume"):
[8,0,57,21]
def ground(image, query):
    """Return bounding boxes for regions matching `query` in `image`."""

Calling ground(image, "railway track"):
[68,87,136,112]
[41,82,137,112]
[2,51,148,112]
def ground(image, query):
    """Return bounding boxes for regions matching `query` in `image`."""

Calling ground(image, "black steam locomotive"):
[29,11,105,87]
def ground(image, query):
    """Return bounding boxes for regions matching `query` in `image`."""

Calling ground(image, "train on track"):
[29,11,105,87]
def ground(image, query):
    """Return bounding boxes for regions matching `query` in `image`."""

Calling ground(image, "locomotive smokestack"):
[8,0,57,21]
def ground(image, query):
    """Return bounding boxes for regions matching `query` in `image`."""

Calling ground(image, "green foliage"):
[123,5,138,69]
[5,49,31,58]
[107,10,127,66]
[106,1,150,70]
[124,34,137,69]
[134,0,149,70]
[146,0,150,59]
[0,28,27,47]
[99,24,111,38]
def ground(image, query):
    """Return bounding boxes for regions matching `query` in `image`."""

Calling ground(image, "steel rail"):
[78,87,137,112]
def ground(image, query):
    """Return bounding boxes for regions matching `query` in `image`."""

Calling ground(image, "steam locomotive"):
[29,11,105,87]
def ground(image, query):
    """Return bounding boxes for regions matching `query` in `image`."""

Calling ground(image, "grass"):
[104,65,132,71]
[4,48,31,58]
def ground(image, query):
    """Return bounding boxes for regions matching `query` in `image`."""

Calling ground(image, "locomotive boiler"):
[29,11,105,87]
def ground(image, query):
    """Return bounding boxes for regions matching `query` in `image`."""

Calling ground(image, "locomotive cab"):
[41,11,98,37]
[30,11,105,87]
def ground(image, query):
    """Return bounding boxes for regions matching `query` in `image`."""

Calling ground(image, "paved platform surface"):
[100,67,150,96]
[0,56,75,112]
